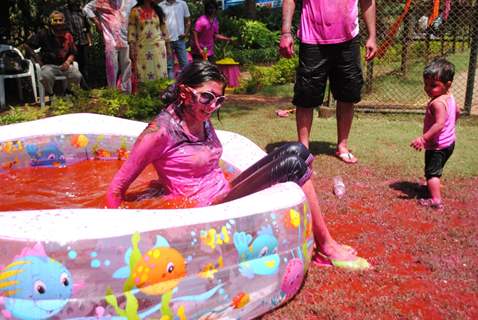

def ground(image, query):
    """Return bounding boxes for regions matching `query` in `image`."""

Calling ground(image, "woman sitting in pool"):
[107,61,363,266]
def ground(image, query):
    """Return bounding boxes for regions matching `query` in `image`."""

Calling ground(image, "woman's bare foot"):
[318,240,357,261]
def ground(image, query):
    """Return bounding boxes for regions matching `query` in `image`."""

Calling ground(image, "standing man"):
[83,0,136,93]
[62,0,92,88]
[158,0,190,79]
[279,0,377,164]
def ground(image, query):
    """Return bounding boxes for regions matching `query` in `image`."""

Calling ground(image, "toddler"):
[410,58,460,209]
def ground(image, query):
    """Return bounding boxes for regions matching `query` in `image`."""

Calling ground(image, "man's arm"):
[279,0,296,58]
[359,0,377,61]
[183,16,191,38]
[60,33,77,71]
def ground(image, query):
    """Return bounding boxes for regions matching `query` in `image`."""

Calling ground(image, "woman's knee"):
[275,154,311,185]
[280,142,313,165]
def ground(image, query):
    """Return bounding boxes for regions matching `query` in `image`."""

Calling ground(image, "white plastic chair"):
[0,44,38,108]
[34,60,79,108]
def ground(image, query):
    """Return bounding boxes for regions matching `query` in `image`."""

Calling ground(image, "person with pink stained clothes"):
[107,61,367,269]
[191,0,232,62]
[279,0,377,164]
[410,58,460,210]
[83,0,136,93]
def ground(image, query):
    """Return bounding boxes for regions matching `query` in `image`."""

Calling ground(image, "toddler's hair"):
[423,58,455,83]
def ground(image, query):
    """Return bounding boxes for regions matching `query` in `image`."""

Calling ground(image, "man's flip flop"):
[335,150,358,164]
[313,252,370,271]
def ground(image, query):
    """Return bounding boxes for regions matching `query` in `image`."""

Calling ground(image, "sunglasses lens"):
[199,92,215,105]
[215,96,225,107]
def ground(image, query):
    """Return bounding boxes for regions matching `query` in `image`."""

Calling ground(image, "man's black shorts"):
[424,143,455,179]
[293,36,364,108]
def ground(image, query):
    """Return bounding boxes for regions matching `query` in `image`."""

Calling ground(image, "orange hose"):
[376,0,413,58]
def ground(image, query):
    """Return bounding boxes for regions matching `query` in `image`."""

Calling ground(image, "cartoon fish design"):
[26,143,66,167]
[131,247,186,296]
[280,258,304,299]
[0,255,72,320]
[231,292,250,309]
[233,225,280,278]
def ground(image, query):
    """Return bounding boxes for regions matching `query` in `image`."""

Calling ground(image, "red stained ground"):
[1,158,477,319]
[262,158,478,320]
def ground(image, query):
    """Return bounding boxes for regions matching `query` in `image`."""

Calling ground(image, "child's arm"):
[410,99,447,151]
[455,103,461,121]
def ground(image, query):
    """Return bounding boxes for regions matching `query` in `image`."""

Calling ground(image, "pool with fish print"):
[0,113,313,320]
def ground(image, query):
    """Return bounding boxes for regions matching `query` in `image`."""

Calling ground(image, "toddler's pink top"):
[298,0,359,44]
[107,105,230,208]
[423,94,457,150]
[193,15,218,56]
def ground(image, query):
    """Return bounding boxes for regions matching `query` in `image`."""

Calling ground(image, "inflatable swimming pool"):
[0,113,313,320]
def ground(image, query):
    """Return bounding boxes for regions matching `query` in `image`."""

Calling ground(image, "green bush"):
[230,47,279,65]
[239,20,278,49]
[0,79,172,124]
[238,56,298,94]
[0,107,46,125]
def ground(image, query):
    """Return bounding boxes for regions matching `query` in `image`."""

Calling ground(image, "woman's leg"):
[230,142,313,188]
[220,153,311,203]
[223,142,357,260]
[302,180,357,260]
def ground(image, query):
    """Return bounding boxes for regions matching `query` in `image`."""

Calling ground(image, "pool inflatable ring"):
[0,113,313,320]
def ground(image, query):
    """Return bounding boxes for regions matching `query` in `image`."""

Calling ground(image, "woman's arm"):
[214,33,231,42]
[106,127,167,208]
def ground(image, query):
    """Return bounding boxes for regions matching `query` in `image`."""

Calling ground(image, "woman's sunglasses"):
[187,86,226,111]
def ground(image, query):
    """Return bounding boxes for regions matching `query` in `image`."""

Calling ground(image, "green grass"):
[214,102,478,178]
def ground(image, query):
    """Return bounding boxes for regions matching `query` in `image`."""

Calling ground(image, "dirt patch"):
[261,158,478,319]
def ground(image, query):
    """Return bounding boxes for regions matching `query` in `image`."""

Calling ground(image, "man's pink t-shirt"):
[423,95,457,150]
[107,106,230,208]
[298,0,359,44]
[193,15,219,56]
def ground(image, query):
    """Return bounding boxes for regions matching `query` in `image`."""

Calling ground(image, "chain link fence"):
[358,0,478,114]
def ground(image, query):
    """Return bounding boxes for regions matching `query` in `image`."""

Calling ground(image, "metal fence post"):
[464,2,478,115]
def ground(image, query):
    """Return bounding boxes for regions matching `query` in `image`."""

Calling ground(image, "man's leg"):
[65,64,83,90]
[296,107,314,149]
[40,65,58,96]
[293,43,328,149]
[166,41,179,79]
[175,39,189,69]
[329,37,363,163]
[336,100,355,155]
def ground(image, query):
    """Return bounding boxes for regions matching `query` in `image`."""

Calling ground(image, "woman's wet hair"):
[423,58,455,83]
[162,61,227,104]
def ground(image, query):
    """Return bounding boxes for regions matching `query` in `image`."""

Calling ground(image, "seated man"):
[24,10,82,96]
